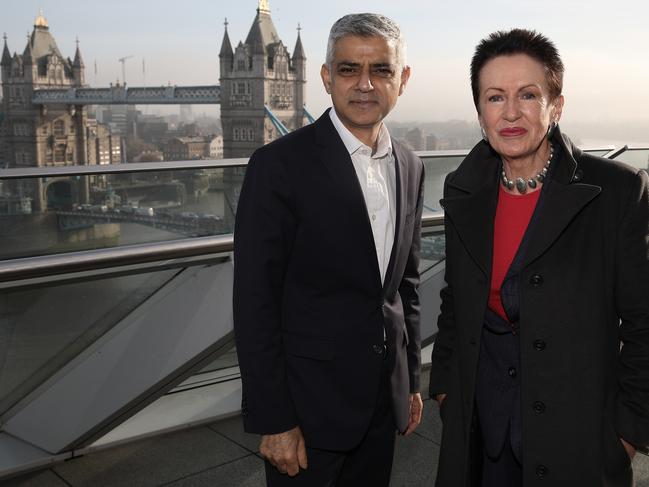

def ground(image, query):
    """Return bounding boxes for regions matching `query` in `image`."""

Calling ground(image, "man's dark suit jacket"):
[233,109,425,451]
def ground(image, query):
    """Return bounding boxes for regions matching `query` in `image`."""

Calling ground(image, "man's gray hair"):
[325,13,407,69]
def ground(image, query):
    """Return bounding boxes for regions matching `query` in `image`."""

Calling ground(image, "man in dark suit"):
[233,13,425,487]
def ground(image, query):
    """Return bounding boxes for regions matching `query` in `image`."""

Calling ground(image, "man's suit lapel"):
[314,111,382,289]
[383,141,409,293]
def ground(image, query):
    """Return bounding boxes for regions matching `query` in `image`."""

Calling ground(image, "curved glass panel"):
[0,167,244,260]
[420,230,446,275]
[420,155,465,215]
[197,346,239,375]
[0,268,179,416]
[612,149,649,171]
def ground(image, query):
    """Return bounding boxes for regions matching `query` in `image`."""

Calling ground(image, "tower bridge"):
[31,85,222,105]
[1,0,307,214]
[1,0,307,167]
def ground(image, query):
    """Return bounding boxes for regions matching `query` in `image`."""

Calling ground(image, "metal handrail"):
[0,153,468,180]
[606,145,629,160]
[0,146,626,180]
[0,214,445,286]
[0,234,232,284]
[0,158,249,180]
[0,153,454,180]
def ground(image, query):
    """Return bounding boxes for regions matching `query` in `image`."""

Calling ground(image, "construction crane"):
[118,55,134,85]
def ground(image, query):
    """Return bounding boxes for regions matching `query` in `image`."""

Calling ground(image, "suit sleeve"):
[233,148,298,435]
[614,169,649,448]
[399,160,425,393]
[428,172,458,398]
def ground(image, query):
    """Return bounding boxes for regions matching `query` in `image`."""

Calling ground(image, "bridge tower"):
[219,0,307,158]
[1,11,87,170]
[1,12,91,210]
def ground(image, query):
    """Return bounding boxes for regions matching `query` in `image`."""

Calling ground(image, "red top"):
[489,186,541,321]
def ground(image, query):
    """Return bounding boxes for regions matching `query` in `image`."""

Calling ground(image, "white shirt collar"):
[329,108,393,159]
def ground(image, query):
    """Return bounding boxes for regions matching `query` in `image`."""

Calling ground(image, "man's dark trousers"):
[265,346,396,487]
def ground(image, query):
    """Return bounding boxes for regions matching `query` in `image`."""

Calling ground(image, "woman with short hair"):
[430,28,649,487]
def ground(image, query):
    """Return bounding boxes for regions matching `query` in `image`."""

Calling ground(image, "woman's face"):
[478,54,563,161]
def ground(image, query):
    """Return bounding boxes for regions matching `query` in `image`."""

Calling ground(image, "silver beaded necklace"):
[500,142,554,194]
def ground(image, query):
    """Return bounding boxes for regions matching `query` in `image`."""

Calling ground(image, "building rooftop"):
[3,368,648,486]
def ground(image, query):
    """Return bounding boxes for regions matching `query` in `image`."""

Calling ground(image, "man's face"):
[321,35,410,141]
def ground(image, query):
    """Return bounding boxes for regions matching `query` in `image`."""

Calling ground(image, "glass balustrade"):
[0,165,245,260]
[0,147,638,406]
[611,148,649,171]
[420,154,466,215]
[0,269,179,416]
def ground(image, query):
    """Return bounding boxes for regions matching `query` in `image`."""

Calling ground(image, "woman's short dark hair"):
[470,28,564,112]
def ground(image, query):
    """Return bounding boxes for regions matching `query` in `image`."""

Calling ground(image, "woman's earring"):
[547,121,558,139]
[480,126,488,142]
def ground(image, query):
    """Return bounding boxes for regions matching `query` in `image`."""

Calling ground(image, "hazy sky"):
[3,0,649,128]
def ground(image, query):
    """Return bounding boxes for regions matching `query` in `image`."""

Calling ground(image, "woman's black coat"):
[429,130,649,487]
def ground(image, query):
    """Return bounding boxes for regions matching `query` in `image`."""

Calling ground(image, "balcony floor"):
[2,370,649,486]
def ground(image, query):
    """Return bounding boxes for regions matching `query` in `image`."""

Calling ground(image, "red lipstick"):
[499,127,527,137]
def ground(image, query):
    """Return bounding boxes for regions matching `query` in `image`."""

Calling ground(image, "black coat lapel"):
[441,142,500,277]
[521,182,600,267]
[520,135,601,267]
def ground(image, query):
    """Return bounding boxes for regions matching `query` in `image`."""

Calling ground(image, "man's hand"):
[403,393,423,435]
[259,426,308,476]
[621,437,636,461]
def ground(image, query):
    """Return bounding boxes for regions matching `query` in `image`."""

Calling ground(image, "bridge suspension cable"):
[264,105,290,137]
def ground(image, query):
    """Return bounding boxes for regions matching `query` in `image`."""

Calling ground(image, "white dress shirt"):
[329,108,397,285]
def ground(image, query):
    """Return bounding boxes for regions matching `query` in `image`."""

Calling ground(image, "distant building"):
[179,104,193,123]
[163,136,211,161]
[133,150,163,163]
[175,122,199,137]
[86,119,121,165]
[135,114,169,146]
[405,127,424,151]
[210,136,224,159]
[426,133,439,151]
[162,134,223,160]
[110,105,128,135]
[95,103,137,135]
[218,0,307,157]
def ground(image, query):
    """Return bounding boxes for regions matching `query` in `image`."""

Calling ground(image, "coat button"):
[533,401,546,414]
[536,464,549,478]
[508,366,517,378]
[533,339,546,351]
[529,274,543,287]
[373,344,386,356]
